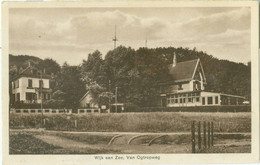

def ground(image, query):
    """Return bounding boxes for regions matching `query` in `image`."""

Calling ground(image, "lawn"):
[10,112,251,132]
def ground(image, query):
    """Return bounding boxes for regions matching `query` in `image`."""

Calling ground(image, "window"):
[178,84,183,90]
[175,99,178,103]
[26,93,34,101]
[86,103,90,108]
[188,98,192,102]
[23,110,28,113]
[45,110,50,113]
[208,97,213,105]
[94,110,99,113]
[196,97,200,102]
[28,79,32,88]
[215,96,219,104]
[38,110,42,113]
[39,80,43,88]
[31,110,35,113]
[15,80,19,88]
[87,110,92,113]
[52,110,56,113]
[202,97,205,105]
[80,110,85,113]
[180,98,183,103]
[167,99,170,104]
[16,110,21,113]
[16,93,20,102]
[171,99,174,104]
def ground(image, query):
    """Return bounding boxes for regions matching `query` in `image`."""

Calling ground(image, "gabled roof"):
[168,58,206,83]
[79,91,90,103]
[12,66,51,81]
[168,59,199,83]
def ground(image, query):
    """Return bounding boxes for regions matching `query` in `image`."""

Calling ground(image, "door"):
[161,98,167,107]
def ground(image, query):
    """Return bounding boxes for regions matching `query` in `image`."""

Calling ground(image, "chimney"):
[43,68,46,74]
[28,61,31,67]
[172,53,177,67]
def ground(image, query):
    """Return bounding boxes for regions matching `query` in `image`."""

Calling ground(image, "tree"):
[55,63,86,109]
[81,50,106,86]
[38,58,61,75]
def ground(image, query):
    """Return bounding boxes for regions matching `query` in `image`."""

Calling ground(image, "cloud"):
[9,7,251,65]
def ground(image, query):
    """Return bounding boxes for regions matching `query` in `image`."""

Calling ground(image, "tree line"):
[9,46,251,109]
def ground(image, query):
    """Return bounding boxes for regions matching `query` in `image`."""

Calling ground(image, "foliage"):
[55,64,86,109]
[9,45,251,108]
[38,58,61,75]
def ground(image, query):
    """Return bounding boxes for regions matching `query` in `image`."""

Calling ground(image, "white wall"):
[12,77,50,101]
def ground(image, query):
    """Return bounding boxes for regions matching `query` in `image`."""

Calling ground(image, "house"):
[79,91,99,108]
[159,53,245,107]
[11,64,52,104]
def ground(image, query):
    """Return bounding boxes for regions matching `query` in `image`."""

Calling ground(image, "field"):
[10,112,251,132]
[9,112,251,154]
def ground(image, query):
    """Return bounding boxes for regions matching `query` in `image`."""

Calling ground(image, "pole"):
[112,25,118,49]
[40,70,43,127]
[115,87,118,113]
[208,122,210,148]
[109,80,111,113]
[198,121,201,151]
[211,122,214,146]
[203,121,206,148]
[191,121,195,153]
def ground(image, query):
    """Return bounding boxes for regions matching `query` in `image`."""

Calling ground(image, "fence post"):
[211,122,214,146]
[75,119,77,128]
[198,121,201,151]
[208,122,210,148]
[191,121,196,153]
[203,121,206,148]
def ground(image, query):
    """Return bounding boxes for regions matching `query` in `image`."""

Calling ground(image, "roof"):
[79,91,90,103]
[168,59,199,82]
[12,66,51,81]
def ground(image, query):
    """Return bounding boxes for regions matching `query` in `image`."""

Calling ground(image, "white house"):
[11,65,52,104]
[79,91,99,108]
[159,53,245,107]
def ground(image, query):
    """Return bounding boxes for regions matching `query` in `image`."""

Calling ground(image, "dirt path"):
[34,134,121,154]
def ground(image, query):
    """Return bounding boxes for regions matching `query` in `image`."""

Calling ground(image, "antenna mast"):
[112,25,118,49]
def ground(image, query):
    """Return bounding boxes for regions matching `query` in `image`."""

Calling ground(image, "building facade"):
[11,65,52,104]
[159,54,245,107]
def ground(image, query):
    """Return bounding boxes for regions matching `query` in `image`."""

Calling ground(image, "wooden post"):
[198,121,201,151]
[75,119,77,128]
[208,122,210,148]
[211,122,214,146]
[191,121,196,153]
[203,121,206,148]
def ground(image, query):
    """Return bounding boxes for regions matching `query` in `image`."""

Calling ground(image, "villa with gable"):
[159,54,245,107]
[11,64,52,104]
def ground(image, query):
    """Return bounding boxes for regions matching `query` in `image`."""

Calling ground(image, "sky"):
[9,7,251,65]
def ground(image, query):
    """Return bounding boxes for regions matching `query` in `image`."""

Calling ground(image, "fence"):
[140,105,250,113]
[11,108,72,115]
[77,109,100,114]
[191,121,214,153]
[10,108,101,115]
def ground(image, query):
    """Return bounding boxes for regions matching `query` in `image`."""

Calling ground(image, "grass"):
[10,112,251,132]
[9,133,61,154]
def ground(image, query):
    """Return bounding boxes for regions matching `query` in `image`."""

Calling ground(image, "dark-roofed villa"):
[11,63,52,104]
[159,54,245,107]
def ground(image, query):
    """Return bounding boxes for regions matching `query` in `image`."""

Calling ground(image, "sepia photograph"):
[2,1,259,164]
